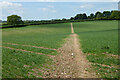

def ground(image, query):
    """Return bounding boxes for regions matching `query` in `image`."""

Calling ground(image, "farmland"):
[74,20,118,78]
[2,23,71,78]
[2,21,119,78]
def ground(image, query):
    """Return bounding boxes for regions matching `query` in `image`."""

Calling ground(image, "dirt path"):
[36,23,97,78]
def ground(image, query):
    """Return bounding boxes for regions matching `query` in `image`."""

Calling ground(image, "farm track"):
[34,23,97,78]
[2,46,55,57]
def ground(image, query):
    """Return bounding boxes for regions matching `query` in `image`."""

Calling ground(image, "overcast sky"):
[0,0,119,20]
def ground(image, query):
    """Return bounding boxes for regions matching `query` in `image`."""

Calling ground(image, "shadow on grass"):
[0,25,28,29]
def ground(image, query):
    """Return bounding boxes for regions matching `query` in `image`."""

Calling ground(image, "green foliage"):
[2,21,119,78]
[74,13,88,20]
[71,10,120,21]
[87,54,118,65]
[2,23,70,49]
[92,64,119,79]
[95,12,104,19]
[2,48,51,78]
[74,21,118,55]
[74,21,118,78]
[3,43,57,55]
[111,11,120,20]
[103,11,111,17]
[7,15,23,26]
[89,13,94,19]
[2,23,71,78]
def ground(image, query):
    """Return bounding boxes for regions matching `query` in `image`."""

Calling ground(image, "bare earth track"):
[2,23,97,78]
[34,23,97,78]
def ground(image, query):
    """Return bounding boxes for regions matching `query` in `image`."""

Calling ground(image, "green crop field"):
[2,23,71,78]
[73,20,119,78]
[2,21,119,78]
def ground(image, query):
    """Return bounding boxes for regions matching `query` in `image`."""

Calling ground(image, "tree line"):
[71,10,120,20]
[1,10,120,28]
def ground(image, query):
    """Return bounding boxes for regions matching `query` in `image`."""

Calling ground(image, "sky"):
[0,0,119,20]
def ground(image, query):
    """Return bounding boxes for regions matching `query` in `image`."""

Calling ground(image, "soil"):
[3,23,98,78]
[33,23,97,78]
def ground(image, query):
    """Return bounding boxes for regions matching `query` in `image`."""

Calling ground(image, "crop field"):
[2,21,119,78]
[74,21,119,78]
[2,23,71,78]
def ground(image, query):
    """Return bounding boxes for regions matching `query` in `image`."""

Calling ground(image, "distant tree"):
[88,16,90,19]
[95,11,101,18]
[62,18,66,21]
[70,17,74,20]
[103,11,111,17]
[74,14,83,20]
[82,13,88,19]
[95,11,103,19]
[110,10,120,20]
[74,13,88,20]
[89,13,94,19]
[7,15,23,26]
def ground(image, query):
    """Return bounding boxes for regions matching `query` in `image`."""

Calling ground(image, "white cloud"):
[38,6,56,13]
[0,1,23,14]
[52,10,56,13]
[0,1,24,20]
[80,4,94,9]
[48,6,54,8]
[41,8,48,11]
[0,1,22,8]
[80,6,85,8]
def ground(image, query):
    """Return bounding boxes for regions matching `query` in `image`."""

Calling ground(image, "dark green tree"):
[82,13,88,19]
[62,18,66,21]
[103,11,111,17]
[89,13,94,19]
[7,15,23,26]
[95,11,103,19]
[70,17,74,20]
[74,14,83,20]
[111,10,120,20]
[95,11,101,18]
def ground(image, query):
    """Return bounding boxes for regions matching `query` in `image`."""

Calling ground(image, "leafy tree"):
[89,13,94,19]
[95,11,101,18]
[95,11,103,19]
[103,11,111,17]
[62,18,66,21]
[70,17,74,20]
[111,11,120,20]
[74,14,83,20]
[74,13,87,20]
[7,15,23,26]
[82,13,88,19]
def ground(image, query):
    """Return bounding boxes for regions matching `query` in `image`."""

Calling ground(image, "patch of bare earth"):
[52,33,97,78]
[30,23,97,78]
